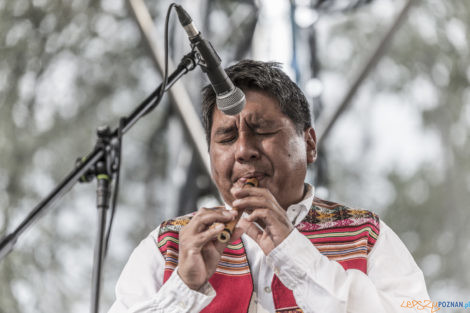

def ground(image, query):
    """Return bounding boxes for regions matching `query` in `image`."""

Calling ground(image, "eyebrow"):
[213,125,237,136]
[250,119,282,129]
[213,119,282,135]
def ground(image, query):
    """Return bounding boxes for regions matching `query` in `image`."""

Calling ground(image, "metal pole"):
[90,176,110,313]
[129,0,212,178]
[316,0,415,147]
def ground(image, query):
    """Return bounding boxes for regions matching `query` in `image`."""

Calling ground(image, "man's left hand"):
[231,186,294,254]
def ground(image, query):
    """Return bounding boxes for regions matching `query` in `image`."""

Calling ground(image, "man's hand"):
[177,207,238,290]
[231,187,294,255]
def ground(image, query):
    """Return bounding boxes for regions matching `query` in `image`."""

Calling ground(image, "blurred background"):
[1,0,469,312]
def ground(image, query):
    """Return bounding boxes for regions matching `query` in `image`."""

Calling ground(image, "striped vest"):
[157,197,380,313]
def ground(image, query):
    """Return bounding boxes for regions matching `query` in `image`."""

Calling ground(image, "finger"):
[246,209,294,246]
[231,217,265,241]
[232,196,270,210]
[231,186,277,199]
[230,217,252,242]
[230,225,245,242]
[238,216,264,232]
[230,180,260,193]
[193,223,225,246]
[232,189,285,215]
[213,235,229,253]
[245,209,273,226]
[231,186,264,198]
[233,199,286,222]
[246,209,291,229]
[238,217,277,255]
[239,217,265,242]
[191,208,238,229]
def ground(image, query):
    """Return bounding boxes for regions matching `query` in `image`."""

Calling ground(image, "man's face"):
[209,90,317,210]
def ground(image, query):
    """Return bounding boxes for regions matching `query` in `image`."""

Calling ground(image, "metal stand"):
[0,51,199,313]
[81,126,116,313]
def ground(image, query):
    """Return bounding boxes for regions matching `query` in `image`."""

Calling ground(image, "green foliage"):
[0,0,168,311]
[1,0,469,311]
[320,0,470,299]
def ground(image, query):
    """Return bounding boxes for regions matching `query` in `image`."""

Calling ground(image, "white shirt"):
[108,186,429,313]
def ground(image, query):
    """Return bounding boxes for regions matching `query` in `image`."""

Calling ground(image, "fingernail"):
[215,223,224,230]
[222,210,232,217]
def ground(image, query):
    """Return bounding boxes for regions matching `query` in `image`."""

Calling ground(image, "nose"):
[235,132,260,163]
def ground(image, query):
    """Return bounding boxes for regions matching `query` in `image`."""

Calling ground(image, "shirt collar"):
[286,183,315,226]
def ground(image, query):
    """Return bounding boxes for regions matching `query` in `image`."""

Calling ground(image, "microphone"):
[174,5,245,115]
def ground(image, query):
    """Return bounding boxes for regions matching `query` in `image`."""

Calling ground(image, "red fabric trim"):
[271,275,297,310]
[157,198,380,313]
[203,273,253,313]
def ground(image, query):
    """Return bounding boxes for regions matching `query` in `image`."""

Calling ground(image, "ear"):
[304,127,317,164]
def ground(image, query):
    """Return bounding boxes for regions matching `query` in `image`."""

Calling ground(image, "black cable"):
[102,3,175,256]
[158,3,174,103]
[145,3,175,114]
[103,118,124,257]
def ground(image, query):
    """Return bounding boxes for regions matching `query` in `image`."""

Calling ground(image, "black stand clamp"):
[0,50,200,313]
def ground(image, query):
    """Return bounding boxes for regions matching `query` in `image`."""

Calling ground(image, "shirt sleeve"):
[266,220,430,313]
[107,227,216,313]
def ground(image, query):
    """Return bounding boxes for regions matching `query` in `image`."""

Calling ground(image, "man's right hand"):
[177,207,238,290]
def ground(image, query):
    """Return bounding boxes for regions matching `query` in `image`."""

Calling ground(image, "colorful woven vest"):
[157,197,380,313]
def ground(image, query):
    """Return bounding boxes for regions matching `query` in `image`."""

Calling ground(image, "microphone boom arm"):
[0,50,199,261]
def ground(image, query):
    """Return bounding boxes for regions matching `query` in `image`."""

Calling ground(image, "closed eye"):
[256,130,278,136]
[217,135,237,144]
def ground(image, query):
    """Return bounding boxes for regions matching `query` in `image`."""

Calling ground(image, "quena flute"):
[217,177,258,243]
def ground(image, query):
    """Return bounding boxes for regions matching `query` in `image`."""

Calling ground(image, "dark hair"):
[201,59,312,146]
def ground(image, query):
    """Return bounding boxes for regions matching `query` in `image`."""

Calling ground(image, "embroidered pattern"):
[158,214,251,276]
[273,197,380,313]
[276,309,304,313]
[157,197,381,313]
[299,197,379,232]
[296,197,380,275]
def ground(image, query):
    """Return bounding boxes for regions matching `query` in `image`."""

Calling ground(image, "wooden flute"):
[217,177,258,243]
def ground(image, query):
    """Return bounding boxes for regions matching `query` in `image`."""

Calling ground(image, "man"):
[109,60,429,313]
